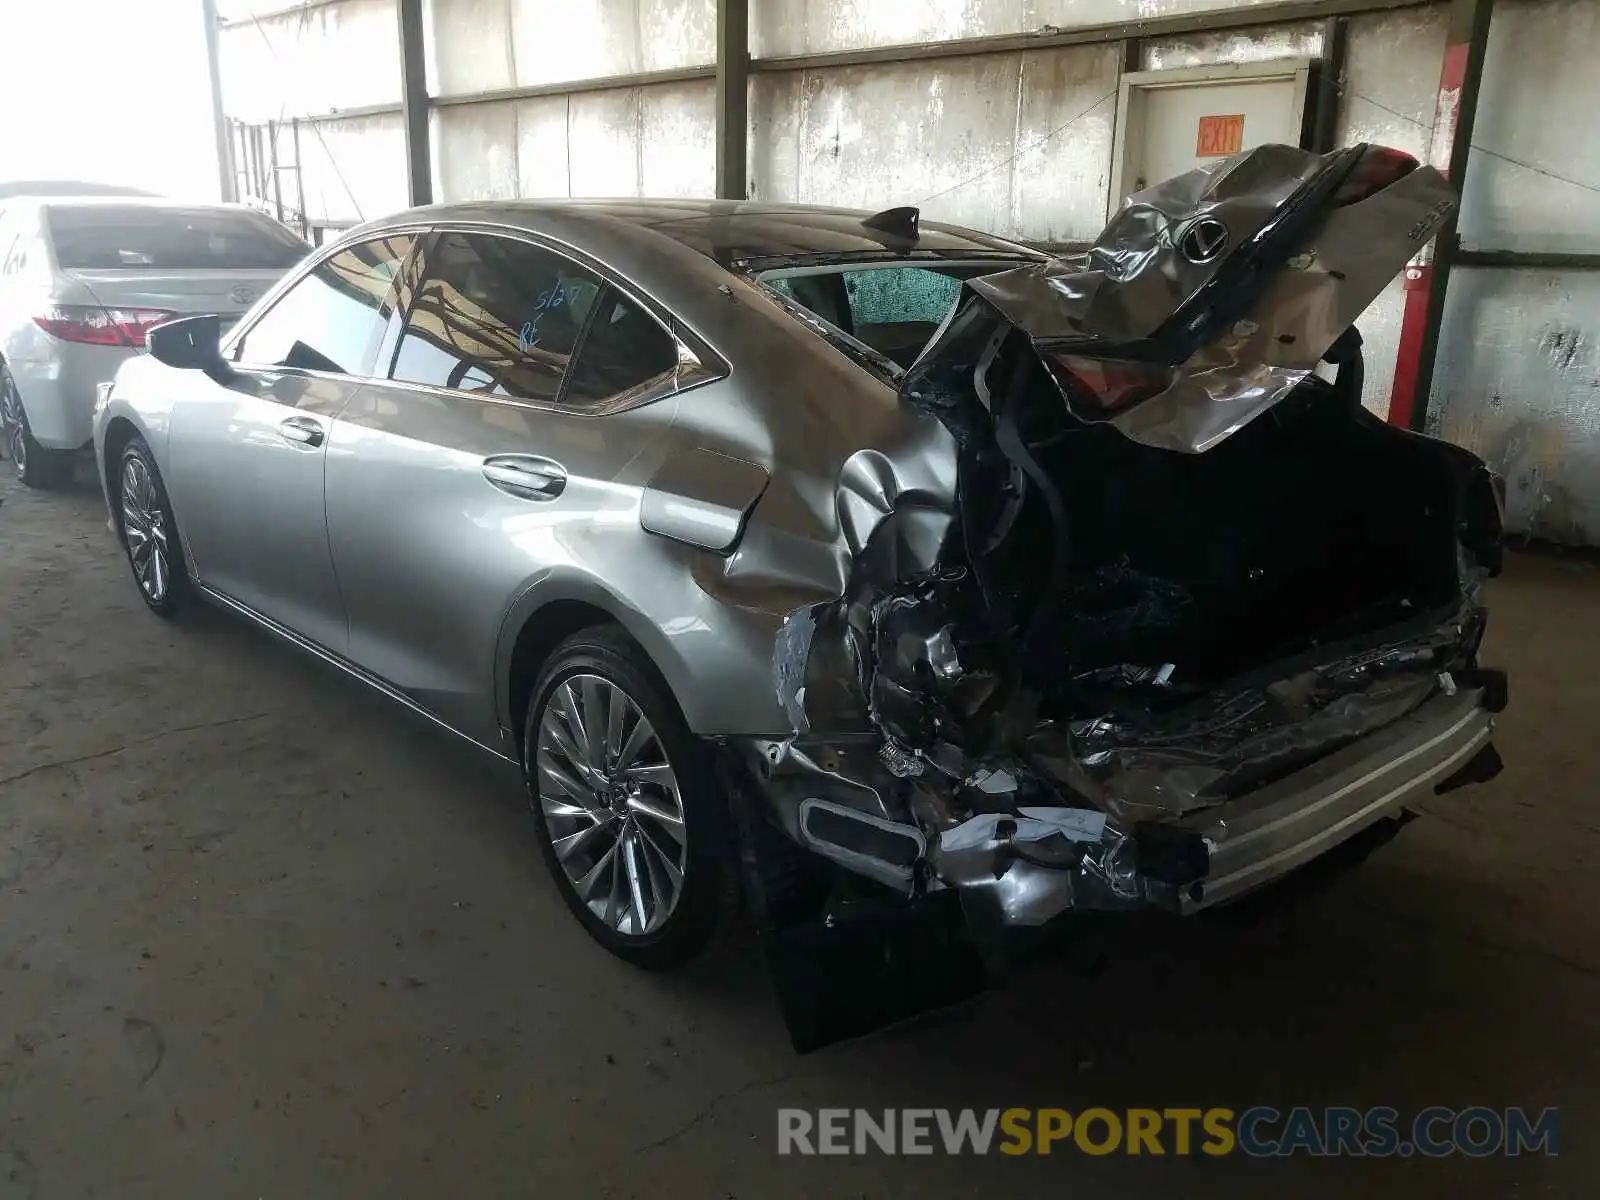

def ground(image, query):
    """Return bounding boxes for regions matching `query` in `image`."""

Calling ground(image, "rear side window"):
[392,232,601,405]
[234,234,415,375]
[764,264,970,371]
[843,267,962,327]
[564,290,679,409]
[46,206,308,270]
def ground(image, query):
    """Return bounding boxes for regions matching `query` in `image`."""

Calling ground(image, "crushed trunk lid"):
[902,143,1456,453]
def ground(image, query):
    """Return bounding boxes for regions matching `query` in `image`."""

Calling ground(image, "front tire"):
[115,436,191,617]
[0,364,73,490]
[524,626,737,969]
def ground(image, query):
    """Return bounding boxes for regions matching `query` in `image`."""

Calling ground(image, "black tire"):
[524,625,738,969]
[114,435,192,618]
[1,364,74,490]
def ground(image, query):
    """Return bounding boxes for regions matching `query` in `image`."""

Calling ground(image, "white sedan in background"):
[0,196,307,488]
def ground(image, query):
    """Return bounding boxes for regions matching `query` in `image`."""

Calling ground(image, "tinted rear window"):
[47,206,308,270]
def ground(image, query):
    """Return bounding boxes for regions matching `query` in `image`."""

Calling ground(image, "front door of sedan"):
[166,234,416,652]
[323,229,688,748]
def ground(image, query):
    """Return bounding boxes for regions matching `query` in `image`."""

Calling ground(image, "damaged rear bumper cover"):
[941,686,1496,923]
[739,682,1499,927]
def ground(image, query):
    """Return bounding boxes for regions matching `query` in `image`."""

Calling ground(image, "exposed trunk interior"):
[967,352,1481,702]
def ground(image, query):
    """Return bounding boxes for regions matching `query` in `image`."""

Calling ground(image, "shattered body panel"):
[745,144,1507,932]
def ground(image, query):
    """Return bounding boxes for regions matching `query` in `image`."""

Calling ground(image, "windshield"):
[759,260,1025,375]
[46,206,308,270]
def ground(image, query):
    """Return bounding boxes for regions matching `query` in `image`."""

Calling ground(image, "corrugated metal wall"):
[216,0,1600,544]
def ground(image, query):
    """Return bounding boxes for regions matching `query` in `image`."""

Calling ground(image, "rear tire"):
[1,364,73,490]
[115,435,191,618]
[524,625,738,969]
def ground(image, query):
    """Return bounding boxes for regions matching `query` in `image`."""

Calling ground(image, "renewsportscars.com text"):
[776,1106,1558,1158]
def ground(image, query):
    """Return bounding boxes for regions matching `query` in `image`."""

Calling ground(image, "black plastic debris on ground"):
[760,889,987,1054]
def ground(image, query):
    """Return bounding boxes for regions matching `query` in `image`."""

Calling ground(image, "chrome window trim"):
[757,257,1028,281]
[382,220,730,417]
[357,354,721,420]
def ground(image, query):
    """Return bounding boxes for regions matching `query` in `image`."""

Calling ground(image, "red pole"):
[1385,8,1493,429]
[1387,263,1432,428]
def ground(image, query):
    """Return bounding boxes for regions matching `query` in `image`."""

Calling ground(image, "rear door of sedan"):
[323,226,692,749]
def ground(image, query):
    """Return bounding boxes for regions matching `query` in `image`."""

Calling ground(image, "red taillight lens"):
[1334,147,1419,206]
[34,305,176,348]
[1044,353,1175,415]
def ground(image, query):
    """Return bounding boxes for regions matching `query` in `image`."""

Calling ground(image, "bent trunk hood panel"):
[903,143,1458,453]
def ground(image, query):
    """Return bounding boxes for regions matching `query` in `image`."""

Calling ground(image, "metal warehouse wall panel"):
[220,0,401,121]
[434,82,716,201]
[1459,0,1600,256]
[748,43,1120,241]
[1334,5,1447,414]
[300,114,411,226]
[1430,267,1600,546]
[1140,20,1325,69]
[752,0,1279,58]
[428,0,716,97]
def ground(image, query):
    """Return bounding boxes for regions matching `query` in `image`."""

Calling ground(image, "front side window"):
[391,233,602,406]
[234,233,416,375]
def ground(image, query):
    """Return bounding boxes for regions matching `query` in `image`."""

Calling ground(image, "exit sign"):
[1197,114,1246,157]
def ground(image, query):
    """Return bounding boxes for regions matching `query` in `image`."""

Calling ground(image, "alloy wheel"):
[0,371,26,476]
[120,453,171,603]
[535,674,688,938]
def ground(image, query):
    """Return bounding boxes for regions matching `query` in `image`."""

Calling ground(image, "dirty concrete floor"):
[1,471,1596,1200]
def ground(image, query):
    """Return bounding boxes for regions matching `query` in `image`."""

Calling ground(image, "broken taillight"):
[1333,146,1419,205]
[1043,352,1176,415]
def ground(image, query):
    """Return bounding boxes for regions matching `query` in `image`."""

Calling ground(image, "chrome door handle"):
[483,454,567,501]
[277,416,325,448]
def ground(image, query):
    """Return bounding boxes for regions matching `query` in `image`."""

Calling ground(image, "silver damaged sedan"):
[95,146,1508,985]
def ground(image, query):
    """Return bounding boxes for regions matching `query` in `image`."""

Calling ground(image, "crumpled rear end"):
[739,143,1507,938]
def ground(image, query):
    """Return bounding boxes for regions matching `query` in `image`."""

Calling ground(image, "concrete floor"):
[1,469,1596,1200]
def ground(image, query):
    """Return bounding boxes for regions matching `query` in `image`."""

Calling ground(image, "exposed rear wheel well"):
[507,601,627,760]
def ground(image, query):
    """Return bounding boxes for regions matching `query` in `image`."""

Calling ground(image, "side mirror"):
[147,314,236,385]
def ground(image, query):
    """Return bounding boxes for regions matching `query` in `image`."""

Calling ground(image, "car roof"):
[350,197,1039,268]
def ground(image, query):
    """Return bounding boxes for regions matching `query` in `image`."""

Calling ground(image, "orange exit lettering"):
[1196,115,1245,158]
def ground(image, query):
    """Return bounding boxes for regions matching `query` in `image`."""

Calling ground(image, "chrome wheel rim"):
[120,454,170,602]
[535,674,687,937]
[0,372,25,475]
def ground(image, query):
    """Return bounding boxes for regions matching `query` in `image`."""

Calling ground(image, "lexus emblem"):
[1177,217,1230,265]
[229,284,257,305]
